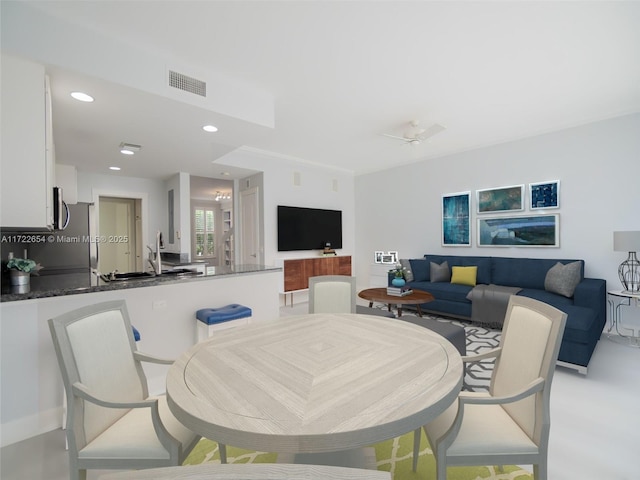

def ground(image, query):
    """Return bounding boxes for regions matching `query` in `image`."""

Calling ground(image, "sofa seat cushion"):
[516,292,596,344]
[516,288,574,309]
[558,306,598,345]
[409,281,473,303]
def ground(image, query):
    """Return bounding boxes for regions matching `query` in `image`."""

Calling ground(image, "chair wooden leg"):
[436,450,447,480]
[534,462,546,480]
[219,443,227,464]
[412,427,421,471]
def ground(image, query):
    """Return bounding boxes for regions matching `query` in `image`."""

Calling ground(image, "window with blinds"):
[194,207,215,258]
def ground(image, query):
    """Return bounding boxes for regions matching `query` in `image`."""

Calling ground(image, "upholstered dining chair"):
[412,295,567,480]
[48,300,203,480]
[308,275,356,313]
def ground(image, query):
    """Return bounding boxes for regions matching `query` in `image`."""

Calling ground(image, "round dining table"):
[167,313,463,468]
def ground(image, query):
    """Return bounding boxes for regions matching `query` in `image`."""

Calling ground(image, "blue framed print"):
[530,180,560,209]
[476,184,524,213]
[442,191,471,246]
[477,214,559,247]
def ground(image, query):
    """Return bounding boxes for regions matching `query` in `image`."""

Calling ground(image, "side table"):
[606,290,640,347]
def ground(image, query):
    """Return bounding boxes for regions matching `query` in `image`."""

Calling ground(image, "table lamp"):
[613,231,640,293]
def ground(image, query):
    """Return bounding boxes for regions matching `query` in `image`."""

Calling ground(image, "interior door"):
[240,186,260,265]
[98,197,136,273]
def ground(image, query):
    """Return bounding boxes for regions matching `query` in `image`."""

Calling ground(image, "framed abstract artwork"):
[530,180,560,209]
[477,214,560,247]
[476,184,524,213]
[442,191,471,246]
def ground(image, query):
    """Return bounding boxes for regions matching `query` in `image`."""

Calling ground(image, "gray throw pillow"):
[544,261,581,298]
[430,261,451,283]
[399,259,414,282]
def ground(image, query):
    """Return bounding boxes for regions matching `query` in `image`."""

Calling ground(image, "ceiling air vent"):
[168,70,206,97]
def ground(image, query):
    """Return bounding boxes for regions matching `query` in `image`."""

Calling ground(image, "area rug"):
[183,429,533,479]
[182,312,533,479]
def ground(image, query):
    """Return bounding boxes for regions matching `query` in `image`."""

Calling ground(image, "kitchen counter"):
[1,264,282,447]
[1,264,281,302]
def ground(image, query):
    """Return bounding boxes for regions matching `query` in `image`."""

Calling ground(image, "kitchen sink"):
[160,268,199,276]
[101,271,156,282]
[101,268,199,282]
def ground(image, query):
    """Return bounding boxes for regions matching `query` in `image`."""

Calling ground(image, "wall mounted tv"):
[277,205,343,251]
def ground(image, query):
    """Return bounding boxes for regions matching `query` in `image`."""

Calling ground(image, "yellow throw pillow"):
[450,266,478,286]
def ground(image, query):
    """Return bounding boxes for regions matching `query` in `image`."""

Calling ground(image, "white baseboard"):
[1,406,62,448]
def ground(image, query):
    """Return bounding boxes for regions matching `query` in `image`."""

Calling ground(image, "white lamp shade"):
[613,231,640,252]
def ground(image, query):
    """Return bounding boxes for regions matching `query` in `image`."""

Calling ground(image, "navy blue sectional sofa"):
[400,254,606,374]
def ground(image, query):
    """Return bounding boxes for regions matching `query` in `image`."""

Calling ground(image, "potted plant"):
[7,258,42,286]
[389,264,406,287]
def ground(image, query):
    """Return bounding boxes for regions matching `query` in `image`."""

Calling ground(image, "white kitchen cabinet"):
[0,54,53,229]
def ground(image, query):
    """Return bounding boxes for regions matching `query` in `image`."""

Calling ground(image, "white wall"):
[164,172,191,255]
[355,113,640,324]
[77,171,168,255]
[219,148,356,267]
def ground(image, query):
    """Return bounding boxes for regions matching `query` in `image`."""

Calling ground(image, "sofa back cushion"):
[424,255,492,285]
[492,257,584,290]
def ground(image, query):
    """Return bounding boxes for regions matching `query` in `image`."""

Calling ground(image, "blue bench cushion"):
[196,304,252,325]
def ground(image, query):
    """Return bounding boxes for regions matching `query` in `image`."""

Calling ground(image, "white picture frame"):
[529,180,560,210]
[476,184,524,214]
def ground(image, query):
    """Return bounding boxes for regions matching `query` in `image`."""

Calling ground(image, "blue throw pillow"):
[409,259,430,282]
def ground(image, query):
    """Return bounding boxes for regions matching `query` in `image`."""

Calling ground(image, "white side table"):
[606,290,640,347]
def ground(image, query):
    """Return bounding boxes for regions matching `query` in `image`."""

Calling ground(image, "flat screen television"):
[277,205,342,251]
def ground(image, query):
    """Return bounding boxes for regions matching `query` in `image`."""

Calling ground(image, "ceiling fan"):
[383,120,446,146]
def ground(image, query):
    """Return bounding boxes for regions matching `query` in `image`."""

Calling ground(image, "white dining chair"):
[49,300,203,480]
[308,275,356,313]
[412,295,567,480]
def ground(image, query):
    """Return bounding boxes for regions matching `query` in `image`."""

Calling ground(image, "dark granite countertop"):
[1,264,281,302]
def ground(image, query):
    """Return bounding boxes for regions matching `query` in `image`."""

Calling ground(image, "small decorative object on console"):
[322,242,337,257]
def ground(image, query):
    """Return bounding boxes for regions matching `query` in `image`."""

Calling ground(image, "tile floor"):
[2,302,639,480]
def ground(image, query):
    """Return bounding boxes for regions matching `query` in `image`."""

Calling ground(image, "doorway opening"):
[97,196,143,273]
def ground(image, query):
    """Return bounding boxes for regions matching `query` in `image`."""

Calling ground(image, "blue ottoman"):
[196,304,252,342]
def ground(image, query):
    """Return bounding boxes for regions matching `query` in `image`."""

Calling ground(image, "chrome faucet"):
[147,231,163,274]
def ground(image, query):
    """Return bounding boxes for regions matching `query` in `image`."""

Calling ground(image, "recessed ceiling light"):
[119,142,141,155]
[202,125,218,133]
[70,91,94,102]
[109,166,121,171]
[221,172,231,176]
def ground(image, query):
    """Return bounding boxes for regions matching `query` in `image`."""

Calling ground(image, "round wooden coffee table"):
[358,287,434,317]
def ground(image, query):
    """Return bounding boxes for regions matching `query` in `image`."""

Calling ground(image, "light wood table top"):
[167,313,462,459]
[98,463,392,480]
[358,287,435,317]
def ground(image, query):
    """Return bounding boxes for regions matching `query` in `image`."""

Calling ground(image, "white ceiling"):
[5,1,640,184]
